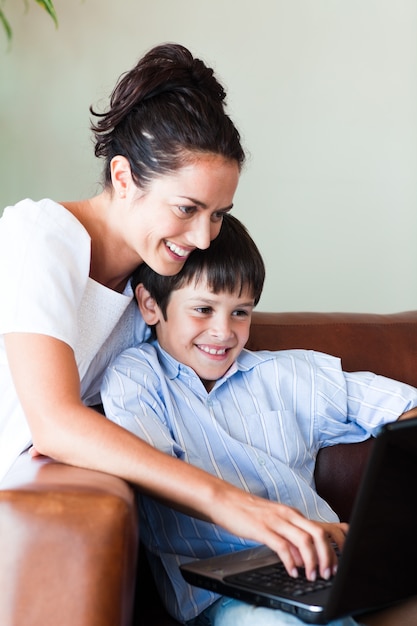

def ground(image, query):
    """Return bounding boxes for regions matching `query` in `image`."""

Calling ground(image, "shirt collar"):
[152,341,275,385]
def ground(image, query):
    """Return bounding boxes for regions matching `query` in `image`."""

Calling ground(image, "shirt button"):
[258,457,266,466]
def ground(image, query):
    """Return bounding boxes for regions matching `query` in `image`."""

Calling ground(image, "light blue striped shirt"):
[101,342,417,623]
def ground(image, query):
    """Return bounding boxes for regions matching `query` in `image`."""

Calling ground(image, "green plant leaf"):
[0,9,12,44]
[34,0,58,28]
[1,0,59,45]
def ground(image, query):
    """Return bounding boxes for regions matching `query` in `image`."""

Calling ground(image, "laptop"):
[181,417,417,624]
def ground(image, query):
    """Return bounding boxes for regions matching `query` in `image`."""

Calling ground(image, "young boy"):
[101,215,417,626]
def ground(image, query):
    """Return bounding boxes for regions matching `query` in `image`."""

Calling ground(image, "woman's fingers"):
[247,503,348,582]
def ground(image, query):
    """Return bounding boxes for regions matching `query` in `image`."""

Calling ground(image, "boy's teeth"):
[200,346,226,355]
[166,241,189,257]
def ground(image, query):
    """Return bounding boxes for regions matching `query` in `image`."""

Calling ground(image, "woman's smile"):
[165,240,194,260]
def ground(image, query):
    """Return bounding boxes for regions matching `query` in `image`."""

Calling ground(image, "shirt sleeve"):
[101,344,185,458]
[310,351,417,444]
[0,199,91,348]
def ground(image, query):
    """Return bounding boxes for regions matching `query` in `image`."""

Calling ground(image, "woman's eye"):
[211,211,226,223]
[178,205,196,215]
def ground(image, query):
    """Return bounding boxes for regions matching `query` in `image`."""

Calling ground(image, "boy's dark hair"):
[131,214,265,322]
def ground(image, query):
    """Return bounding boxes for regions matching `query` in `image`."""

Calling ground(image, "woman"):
[0,43,344,585]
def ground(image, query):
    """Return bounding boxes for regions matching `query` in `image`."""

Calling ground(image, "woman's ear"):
[110,155,134,199]
[135,284,161,325]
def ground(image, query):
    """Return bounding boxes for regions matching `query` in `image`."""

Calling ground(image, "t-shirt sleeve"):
[0,199,91,349]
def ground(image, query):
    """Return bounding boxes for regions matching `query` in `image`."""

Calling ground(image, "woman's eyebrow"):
[178,196,234,212]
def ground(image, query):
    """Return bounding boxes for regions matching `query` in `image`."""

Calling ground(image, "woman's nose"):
[189,217,219,250]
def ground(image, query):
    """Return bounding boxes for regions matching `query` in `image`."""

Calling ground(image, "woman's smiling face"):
[121,153,240,277]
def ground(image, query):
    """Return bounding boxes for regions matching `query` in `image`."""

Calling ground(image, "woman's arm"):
[5,332,345,581]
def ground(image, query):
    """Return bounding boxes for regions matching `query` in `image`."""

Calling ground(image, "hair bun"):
[137,43,226,106]
[190,57,226,103]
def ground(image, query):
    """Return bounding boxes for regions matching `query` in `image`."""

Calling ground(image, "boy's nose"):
[210,318,233,340]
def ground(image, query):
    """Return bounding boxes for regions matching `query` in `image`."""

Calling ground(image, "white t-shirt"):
[0,198,148,481]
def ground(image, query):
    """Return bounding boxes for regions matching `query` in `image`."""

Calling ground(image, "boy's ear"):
[135,284,161,325]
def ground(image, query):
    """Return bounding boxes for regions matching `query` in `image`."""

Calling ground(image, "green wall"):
[1,0,416,312]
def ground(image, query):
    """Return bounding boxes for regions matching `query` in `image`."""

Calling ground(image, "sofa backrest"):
[247,310,417,387]
[246,310,417,521]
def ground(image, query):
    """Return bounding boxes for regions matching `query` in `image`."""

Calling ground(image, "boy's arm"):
[398,407,417,420]
[331,361,417,436]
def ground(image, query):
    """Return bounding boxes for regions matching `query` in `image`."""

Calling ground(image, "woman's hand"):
[207,487,348,582]
[28,446,47,459]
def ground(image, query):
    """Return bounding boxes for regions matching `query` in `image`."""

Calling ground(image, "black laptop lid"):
[325,417,417,619]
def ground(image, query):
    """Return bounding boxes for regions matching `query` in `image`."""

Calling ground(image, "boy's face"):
[137,279,255,391]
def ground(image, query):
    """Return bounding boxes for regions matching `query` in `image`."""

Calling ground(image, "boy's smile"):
[138,280,255,391]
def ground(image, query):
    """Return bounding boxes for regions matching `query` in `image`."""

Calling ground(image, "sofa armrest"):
[0,452,138,626]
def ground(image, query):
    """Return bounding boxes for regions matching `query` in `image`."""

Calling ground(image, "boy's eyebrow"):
[178,196,234,212]
[188,296,255,307]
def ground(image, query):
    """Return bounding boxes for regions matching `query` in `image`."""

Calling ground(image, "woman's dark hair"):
[90,43,245,189]
[131,213,265,325]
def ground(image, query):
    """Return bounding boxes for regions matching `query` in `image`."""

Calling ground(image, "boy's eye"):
[233,309,250,317]
[195,307,212,314]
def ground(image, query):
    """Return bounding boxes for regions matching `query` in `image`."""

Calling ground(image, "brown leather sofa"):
[1,310,417,626]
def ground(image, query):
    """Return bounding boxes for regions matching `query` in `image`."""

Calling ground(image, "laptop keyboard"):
[225,562,333,598]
